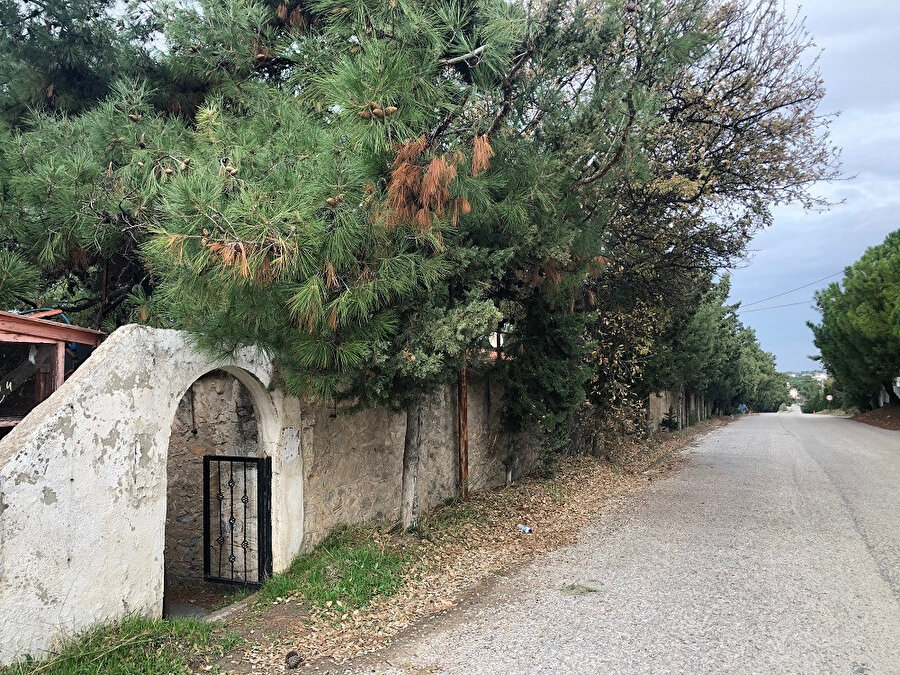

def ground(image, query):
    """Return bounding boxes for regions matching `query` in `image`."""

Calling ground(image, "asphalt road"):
[363,414,900,674]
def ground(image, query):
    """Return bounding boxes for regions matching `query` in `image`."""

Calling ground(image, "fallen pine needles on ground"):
[206,417,731,674]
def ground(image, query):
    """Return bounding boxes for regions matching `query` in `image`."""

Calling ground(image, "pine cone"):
[285,651,302,669]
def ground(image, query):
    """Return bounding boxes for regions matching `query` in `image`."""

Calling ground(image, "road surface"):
[362,414,900,674]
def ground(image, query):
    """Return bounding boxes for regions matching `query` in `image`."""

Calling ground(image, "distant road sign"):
[826,394,834,402]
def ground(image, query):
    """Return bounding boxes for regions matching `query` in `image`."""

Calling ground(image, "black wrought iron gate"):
[203,456,272,586]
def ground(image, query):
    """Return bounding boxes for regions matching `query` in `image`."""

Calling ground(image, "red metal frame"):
[0,311,104,348]
[0,312,105,431]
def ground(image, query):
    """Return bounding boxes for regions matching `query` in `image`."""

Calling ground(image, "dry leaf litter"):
[200,418,730,674]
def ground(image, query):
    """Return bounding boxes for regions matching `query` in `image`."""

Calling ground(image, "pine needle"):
[471,134,494,177]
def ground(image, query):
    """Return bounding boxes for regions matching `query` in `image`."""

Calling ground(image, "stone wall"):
[293,398,405,546]
[296,371,516,548]
[648,388,713,431]
[648,389,679,430]
[0,326,518,664]
[467,374,511,491]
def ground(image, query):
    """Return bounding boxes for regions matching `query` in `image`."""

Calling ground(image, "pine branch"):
[487,49,534,136]
[0,9,41,30]
[14,296,39,309]
[486,0,565,136]
[568,93,636,189]
[427,91,471,147]
[440,46,486,66]
[569,16,644,190]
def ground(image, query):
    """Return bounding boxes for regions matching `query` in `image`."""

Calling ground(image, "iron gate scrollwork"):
[203,456,272,586]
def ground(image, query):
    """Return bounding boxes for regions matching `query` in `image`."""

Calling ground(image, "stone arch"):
[0,325,303,665]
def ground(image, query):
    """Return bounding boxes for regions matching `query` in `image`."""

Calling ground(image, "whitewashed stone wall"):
[0,326,515,665]
[0,326,299,665]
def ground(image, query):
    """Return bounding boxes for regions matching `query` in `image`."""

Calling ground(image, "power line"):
[740,271,842,308]
[740,299,815,313]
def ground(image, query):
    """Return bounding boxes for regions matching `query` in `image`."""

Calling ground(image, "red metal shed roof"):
[0,311,104,346]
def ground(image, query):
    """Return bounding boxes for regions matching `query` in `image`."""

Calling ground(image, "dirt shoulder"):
[202,417,733,674]
[852,405,900,431]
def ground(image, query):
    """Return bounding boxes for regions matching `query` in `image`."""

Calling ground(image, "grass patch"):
[257,525,409,610]
[1,616,240,675]
[417,496,489,536]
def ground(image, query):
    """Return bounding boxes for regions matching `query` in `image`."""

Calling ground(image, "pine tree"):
[0,0,156,122]
[810,230,900,408]
[0,0,838,495]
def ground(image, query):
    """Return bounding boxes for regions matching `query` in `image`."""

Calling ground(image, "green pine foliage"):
[809,229,900,408]
[0,0,156,123]
[0,250,39,307]
[0,80,189,326]
[0,0,837,455]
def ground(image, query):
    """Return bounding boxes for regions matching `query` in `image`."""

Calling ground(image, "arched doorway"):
[0,326,309,663]
[163,369,272,616]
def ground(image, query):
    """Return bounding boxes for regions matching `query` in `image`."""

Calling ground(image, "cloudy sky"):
[727,0,900,373]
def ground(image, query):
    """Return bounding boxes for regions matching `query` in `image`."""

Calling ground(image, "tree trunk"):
[400,397,423,530]
[884,379,900,405]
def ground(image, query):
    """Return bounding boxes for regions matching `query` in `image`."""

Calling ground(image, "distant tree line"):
[647,277,790,414]
[0,0,835,509]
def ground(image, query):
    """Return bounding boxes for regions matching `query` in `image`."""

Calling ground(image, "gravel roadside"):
[352,414,900,674]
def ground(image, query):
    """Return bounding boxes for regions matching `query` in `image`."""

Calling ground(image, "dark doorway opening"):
[163,370,271,617]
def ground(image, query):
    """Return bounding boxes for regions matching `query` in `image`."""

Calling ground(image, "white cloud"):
[728,1,900,370]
